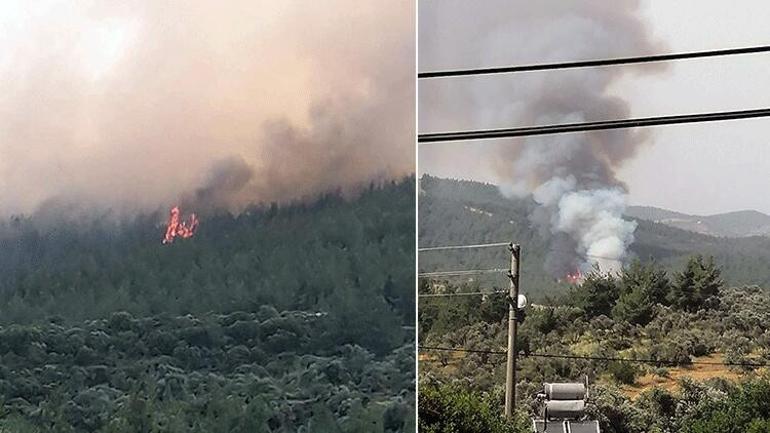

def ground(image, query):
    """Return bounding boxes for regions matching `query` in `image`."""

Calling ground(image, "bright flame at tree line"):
[565,269,583,285]
[162,206,199,244]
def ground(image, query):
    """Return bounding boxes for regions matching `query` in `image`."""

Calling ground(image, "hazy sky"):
[419,0,770,215]
[0,1,414,216]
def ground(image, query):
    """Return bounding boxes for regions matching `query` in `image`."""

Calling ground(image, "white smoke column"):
[532,177,635,275]
[534,177,636,274]
[504,124,645,277]
[419,0,665,276]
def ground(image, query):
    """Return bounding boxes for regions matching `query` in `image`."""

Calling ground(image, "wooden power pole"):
[505,243,521,419]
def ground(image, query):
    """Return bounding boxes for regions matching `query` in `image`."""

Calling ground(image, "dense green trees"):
[668,255,724,312]
[678,379,770,433]
[420,256,770,432]
[0,179,414,348]
[562,258,723,326]
[419,377,770,433]
[568,273,620,318]
[612,260,670,326]
[0,310,414,432]
[419,382,527,433]
[0,179,415,431]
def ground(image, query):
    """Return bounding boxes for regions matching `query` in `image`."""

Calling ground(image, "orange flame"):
[565,270,583,285]
[162,206,199,244]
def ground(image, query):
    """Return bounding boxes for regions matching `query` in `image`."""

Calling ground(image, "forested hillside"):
[0,178,415,432]
[419,176,770,300]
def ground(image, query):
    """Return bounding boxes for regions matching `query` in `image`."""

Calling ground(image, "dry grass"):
[619,353,757,399]
[419,351,466,375]
[420,349,762,401]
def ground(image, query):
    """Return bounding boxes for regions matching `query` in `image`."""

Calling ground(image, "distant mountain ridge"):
[626,206,770,238]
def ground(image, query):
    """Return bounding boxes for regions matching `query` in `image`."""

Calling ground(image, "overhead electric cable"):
[419,44,770,78]
[418,268,508,278]
[418,290,508,298]
[418,240,625,262]
[419,107,770,143]
[420,345,506,355]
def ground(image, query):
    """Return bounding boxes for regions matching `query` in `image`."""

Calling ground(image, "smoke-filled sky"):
[419,0,770,215]
[0,0,414,216]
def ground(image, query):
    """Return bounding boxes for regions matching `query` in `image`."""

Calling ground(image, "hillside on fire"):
[0,178,415,432]
[418,176,770,432]
[419,176,770,300]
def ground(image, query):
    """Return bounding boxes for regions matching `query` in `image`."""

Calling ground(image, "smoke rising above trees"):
[419,0,667,276]
[0,0,414,217]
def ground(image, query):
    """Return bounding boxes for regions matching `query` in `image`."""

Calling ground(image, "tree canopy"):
[0,177,415,432]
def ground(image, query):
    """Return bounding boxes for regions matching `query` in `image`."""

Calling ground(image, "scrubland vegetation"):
[0,179,415,432]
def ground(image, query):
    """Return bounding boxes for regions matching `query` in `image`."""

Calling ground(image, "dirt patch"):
[620,353,757,399]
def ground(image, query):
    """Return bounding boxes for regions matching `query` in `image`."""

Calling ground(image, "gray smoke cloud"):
[419,0,665,276]
[0,0,414,217]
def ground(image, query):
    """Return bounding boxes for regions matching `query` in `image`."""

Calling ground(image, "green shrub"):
[418,383,526,433]
[607,361,638,385]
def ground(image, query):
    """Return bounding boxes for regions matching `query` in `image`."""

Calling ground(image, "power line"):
[418,240,625,262]
[418,44,770,79]
[419,107,770,143]
[420,345,506,355]
[418,346,768,367]
[419,290,508,298]
[419,242,511,252]
[421,240,627,262]
[525,352,767,367]
[418,268,508,278]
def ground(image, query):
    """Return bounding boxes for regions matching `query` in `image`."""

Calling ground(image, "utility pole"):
[505,243,521,419]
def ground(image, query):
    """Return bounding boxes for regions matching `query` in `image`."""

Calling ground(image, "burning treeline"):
[162,207,198,244]
[420,0,666,279]
[0,1,414,219]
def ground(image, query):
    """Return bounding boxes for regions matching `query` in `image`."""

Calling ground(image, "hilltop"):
[626,205,770,237]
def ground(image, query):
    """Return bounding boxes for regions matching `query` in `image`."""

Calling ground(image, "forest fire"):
[565,270,583,285]
[162,206,199,244]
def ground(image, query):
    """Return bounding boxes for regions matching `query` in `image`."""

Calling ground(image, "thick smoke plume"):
[532,177,637,276]
[419,0,665,276]
[0,0,414,218]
